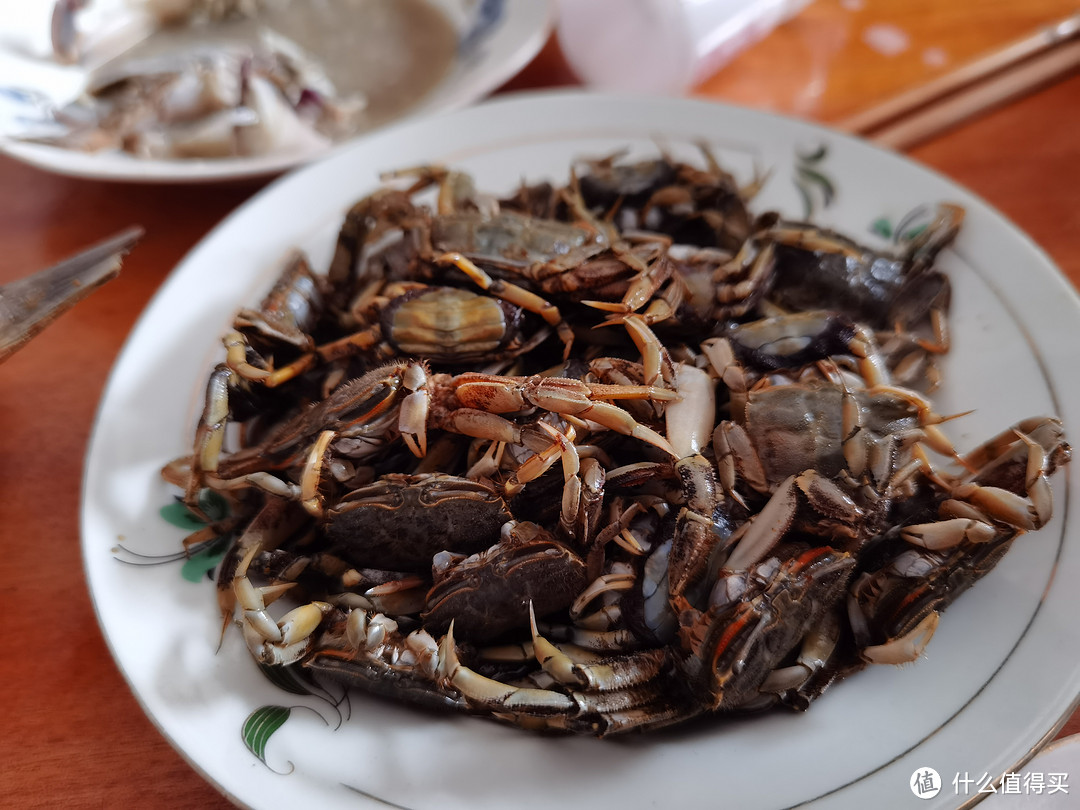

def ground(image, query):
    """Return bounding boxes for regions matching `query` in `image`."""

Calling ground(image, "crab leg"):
[396,361,430,457]
[701,336,750,422]
[583,245,674,317]
[959,415,1058,471]
[574,457,607,548]
[529,606,666,691]
[312,324,382,365]
[901,517,997,550]
[534,622,643,652]
[233,533,334,666]
[299,430,336,517]
[721,474,799,572]
[865,383,968,463]
[757,607,842,697]
[713,239,776,316]
[521,422,588,534]
[505,423,577,494]
[464,439,506,480]
[438,622,686,736]
[569,571,636,622]
[600,313,674,388]
[222,330,320,387]
[185,363,233,510]
[664,362,715,459]
[451,373,678,457]
[860,613,940,665]
[712,421,768,506]
[947,430,1054,531]
[438,623,578,713]
[905,421,1065,549]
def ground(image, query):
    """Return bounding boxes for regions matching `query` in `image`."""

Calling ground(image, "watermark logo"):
[911,767,942,799]
[908,768,1070,798]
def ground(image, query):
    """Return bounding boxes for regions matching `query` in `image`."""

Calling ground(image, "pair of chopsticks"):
[0,227,142,364]
[837,13,1080,150]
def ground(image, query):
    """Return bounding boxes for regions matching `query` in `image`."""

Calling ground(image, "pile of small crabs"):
[163,149,1071,736]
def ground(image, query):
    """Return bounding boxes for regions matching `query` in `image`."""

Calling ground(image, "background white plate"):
[82,91,1080,809]
[0,0,552,182]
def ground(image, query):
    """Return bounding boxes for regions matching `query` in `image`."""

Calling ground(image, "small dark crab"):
[572,148,757,252]
[760,205,963,390]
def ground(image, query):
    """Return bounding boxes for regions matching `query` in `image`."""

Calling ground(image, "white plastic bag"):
[556,0,813,93]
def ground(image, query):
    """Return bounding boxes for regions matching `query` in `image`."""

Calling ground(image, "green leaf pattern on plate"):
[156,490,233,581]
[793,143,836,218]
[179,537,230,583]
[869,204,936,243]
[158,500,209,532]
[242,706,293,770]
[870,217,893,239]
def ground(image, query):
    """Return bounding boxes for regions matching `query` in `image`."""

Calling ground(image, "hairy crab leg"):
[712,238,776,317]
[222,330,320,387]
[535,622,643,652]
[947,431,1054,531]
[464,439,506,480]
[303,612,468,714]
[901,517,997,550]
[504,423,577,494]
[865,383,970,465]
[581,243,676,319]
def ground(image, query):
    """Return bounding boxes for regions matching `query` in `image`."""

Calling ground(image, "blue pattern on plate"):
[0,86,62,136]
[459,0,505,58]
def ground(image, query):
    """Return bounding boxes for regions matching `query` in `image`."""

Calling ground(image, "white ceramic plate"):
[82,91,1080,810]
[0,0,552,182]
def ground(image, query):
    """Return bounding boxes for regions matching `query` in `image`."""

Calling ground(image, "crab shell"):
[324,474,512,572]
[422,521,589,643]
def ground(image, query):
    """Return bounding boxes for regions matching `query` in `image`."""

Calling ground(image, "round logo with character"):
[911,767,942,799]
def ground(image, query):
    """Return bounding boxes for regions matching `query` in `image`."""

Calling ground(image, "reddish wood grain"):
[2,16,1078,808]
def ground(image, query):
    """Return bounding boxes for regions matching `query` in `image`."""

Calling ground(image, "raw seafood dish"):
[40,0,459,159]
[161,151,1070,736]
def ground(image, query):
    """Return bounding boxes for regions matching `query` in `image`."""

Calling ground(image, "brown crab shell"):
[422,521,589,643]
[324,473,513,572]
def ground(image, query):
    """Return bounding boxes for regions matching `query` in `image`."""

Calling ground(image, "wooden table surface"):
[3,1,1079,806]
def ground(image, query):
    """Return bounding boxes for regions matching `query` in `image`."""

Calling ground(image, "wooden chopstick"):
[837,13,1080,150]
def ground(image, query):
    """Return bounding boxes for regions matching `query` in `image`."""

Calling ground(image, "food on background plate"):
[41,0,457,159]
[161,150,1070,735]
